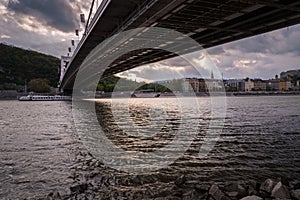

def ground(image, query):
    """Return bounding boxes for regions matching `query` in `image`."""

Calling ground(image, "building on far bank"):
[253,79,267,91]
[184,78,207,92]
[205,79,223,91]
[183,77,224,93]
[295,80,300,91]
[266,79,280,91]
[244,77,254,92]
[224,79,244,91]
[279,80,292,91]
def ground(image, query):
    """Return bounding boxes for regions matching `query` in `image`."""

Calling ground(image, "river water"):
[0,96,299,199]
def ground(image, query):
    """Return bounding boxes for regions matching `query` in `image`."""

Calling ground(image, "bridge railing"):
[66,0,111,72]
[84,0,111,36]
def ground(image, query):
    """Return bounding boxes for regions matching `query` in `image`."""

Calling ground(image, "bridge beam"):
[60,0,300,91]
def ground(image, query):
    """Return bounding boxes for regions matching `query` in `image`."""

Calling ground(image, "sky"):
[0,0,300,81]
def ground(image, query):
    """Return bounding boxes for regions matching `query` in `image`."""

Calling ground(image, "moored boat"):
[18,95,71,101]
[131,89,160,98]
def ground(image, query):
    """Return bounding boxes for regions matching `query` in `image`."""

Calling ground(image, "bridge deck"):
[60,0,300,90]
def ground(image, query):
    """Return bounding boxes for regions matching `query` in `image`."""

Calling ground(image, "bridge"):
[59,0,300,92]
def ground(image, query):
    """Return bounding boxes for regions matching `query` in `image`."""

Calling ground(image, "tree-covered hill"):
[0,43,59,88]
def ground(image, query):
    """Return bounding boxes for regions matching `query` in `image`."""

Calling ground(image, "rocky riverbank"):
[44,148,300,200]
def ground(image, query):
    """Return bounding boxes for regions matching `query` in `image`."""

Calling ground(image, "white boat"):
[18,95,71,101]
[131,90,160,98]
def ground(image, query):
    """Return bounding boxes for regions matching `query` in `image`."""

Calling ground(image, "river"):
[0,96,299,199]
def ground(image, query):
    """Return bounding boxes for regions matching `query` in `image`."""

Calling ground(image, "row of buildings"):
[224,77,295,92]
[183,71,300,93]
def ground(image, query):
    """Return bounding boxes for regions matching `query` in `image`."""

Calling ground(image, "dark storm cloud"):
[226,25,300,56]
[7,0,79,32]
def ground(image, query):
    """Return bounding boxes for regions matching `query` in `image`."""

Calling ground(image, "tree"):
[28,78,51,93]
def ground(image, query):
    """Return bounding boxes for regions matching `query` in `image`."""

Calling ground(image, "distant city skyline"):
[1,0,300,81]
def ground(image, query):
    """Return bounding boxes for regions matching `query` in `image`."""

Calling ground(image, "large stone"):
[223,181,247,198]
[240,195,263,200]
[209,184,228,200]
[271,181,291,199]
[291,189,300,200]
[225,191,239,198]
[259,179,276,194]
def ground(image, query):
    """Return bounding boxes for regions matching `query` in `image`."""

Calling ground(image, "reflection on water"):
[98,98,184,152]
[91,96,300,181]
[0,101,77,199]
[0,96,299,199]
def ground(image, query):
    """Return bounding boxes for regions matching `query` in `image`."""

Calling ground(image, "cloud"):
[160,57,190,67]
[7,0,82,32]
[0,8,74,57]
[0,0,90,57]
[118,63,182,82]
[226,24,300,56]
[207,46,225,55]
[0,34,10,39]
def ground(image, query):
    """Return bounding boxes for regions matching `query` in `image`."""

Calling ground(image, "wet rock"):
[240,195,263,200]
[222,181,247,198]
[259,178,276,196]
[209,184,229,200]
[174,175,187,187]
[225,191,239,199]
[271,181,291,199]
[291,189,300,200]
[195,184,211,192]
[70,183,88,194]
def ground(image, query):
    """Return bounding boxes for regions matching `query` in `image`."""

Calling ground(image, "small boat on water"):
[18,95,71,101]
[131,89,160,98]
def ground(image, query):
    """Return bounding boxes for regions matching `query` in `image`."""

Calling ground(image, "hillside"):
[0,43,59,88]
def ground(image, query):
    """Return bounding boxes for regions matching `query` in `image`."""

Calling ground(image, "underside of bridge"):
[60,0,300,90]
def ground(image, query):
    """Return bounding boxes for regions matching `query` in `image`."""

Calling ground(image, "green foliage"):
[28,78,51,93]
[97,75,173,92]
[98,76,144,92]
[0,43,59,87]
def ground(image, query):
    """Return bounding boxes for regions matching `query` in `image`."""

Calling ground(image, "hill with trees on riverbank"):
[0,43,59,91]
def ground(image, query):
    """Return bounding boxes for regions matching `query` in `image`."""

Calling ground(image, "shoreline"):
[1,90,300,100]
[49,147,300,199]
